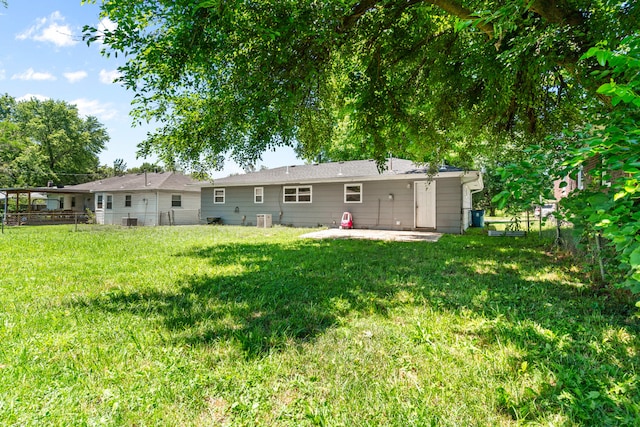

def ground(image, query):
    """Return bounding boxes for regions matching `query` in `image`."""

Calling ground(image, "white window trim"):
[254,187,264,204]
[106,194,113,210]
[96,194,104,210]
[214,188,226,204]
[283,185,312,203]
[577,166,584,190]
[125,194,132,207]
[344,183,363,203]
[171,194,182,208]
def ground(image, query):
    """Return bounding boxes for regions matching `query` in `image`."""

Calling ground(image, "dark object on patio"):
[207,217,222,225]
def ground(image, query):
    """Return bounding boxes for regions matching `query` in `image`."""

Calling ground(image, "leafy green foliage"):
[567,36,640,292]
[0,95,109,186]
[496,35,640,293]
[126,161,165,174]
[83,0,637,169]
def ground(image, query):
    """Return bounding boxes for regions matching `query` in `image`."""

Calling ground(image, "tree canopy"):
[84,0,636,169]
[0,95,109,187]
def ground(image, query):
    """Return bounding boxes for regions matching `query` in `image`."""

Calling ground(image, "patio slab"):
[299,228,443,242]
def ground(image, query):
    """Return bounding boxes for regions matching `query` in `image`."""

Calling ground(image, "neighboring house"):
[201,158,483,234]
[553,176,580,202]
[49,172,204,226]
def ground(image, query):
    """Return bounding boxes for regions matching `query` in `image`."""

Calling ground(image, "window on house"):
[71,197,76,208]
[254,187,264,203]
[106,195,113,210]
[344,184,362,203]
[171,194,182,207]
[125,195,132,207]
[214,188,225,204]
[577,167,584,190]
[283,186,312,203]
[59,197,64,210]
[97,195,103,209]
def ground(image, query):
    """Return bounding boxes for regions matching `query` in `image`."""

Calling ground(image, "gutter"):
[207,170,481,188]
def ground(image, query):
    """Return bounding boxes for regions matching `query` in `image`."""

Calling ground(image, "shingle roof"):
[68,172,203,192]
[209,158,465,186]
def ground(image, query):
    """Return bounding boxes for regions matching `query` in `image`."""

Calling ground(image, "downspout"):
[467,188,483,233]
[460,184,465,234]
[156,191,160,226]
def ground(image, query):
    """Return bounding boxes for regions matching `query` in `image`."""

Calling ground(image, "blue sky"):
[0,1,299,178]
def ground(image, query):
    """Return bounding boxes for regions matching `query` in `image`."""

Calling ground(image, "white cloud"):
[16,11,77,47]
[64,70,88,83]
[71,98,118,121]
[87,17,118,46]
[99,69,122,84]
[11,68,56,81]
[0,69,5,81]
[97,17,117,37]
[17,94,50,102]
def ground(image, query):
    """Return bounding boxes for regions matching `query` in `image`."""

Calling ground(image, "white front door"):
[415,180,436,228]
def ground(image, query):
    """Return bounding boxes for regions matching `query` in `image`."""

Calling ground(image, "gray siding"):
[202,177,465,233]
[433,177,463,234]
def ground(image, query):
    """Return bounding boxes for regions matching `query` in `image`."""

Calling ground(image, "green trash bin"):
[471,209,485,227]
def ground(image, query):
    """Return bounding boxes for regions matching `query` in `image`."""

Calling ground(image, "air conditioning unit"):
[122,217,138,226]
[256,214,272,228]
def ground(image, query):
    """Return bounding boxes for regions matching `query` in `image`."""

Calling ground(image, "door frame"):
[414,180,436,229]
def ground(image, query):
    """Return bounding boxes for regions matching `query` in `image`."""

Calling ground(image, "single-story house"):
[201,158,483,234]
[45,171,204,226]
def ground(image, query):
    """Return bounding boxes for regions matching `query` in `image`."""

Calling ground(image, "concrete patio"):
[299,228,443,242]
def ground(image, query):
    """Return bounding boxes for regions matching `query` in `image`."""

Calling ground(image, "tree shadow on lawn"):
[73,234,639,422]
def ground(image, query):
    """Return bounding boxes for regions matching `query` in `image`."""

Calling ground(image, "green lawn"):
[0,225,638,426]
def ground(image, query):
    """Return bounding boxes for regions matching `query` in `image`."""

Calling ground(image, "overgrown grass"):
[0,225,638,426]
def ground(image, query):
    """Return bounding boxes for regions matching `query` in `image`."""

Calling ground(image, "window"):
[59,197,64,210]
[344,184,362,203]
[97,195,103,209]
[106,195,113,210]
[171,194,182,207]
[214,188,225,204]
[283,186,312,203]
[125,195,132,207]
[71,197,76,208]
[577,167,584,190]
[254,187,264,203]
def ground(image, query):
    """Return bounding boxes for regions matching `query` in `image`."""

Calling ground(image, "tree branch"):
[340,0,494,39]
[528,0,585,26]
[423,0,494,39]
[340,0,380,32]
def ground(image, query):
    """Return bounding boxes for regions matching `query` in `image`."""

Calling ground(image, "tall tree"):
[84,0,636,169]
[0,96,109,186]
[127,162,165,174]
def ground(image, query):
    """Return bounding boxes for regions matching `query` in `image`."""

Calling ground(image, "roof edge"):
[205,170,481,187]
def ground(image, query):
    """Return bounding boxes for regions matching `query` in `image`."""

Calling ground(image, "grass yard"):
[0,225,638,426]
